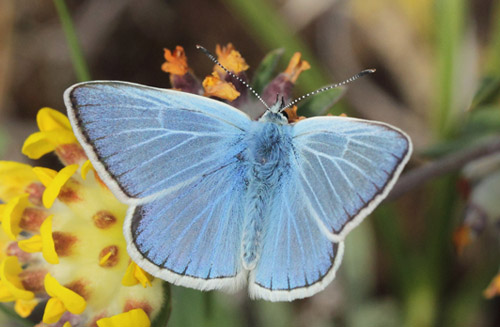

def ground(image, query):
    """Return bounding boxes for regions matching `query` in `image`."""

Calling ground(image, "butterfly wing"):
[65,81,251,291]
[291,116,412,242]
[65,81,250,205]
[248,172,344,301]
[249,116,410,301]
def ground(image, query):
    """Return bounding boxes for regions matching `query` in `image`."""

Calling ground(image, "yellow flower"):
[0,256,34,302]
[0,161,39,202]
[2,194,30,240]
[18,215,59,264]
[43,273,87,324]
[22,108,78,160]
[122,261,154,288]
[33,164,79,208]
[0,107,166,326]
[97,308,151,327]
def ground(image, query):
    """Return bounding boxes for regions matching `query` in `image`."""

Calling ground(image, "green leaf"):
[470,76,500,109]
[298,87,345,117]
[251,48,284,94]
[151,282,172,327]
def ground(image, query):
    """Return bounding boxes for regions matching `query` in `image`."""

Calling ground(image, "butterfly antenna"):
[281,69,376,111]
[196,45,271,111]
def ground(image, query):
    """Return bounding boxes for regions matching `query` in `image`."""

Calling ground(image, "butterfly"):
[64,78,411,302]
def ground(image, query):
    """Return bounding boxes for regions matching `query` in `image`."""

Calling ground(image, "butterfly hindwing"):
[292,116,412,242]
[65,81,251,204]
[249,172,344,301]
[126,155,248,291]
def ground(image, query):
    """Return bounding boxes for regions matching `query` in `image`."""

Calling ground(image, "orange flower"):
[284,52,311,83]
[215,43,249,75]
[161,46,189,76]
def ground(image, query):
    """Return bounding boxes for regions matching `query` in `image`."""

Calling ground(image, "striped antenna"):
[281,69,376,111]
[196,45,271,110]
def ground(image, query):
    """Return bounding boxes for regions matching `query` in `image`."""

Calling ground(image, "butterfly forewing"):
[65,81,251,204]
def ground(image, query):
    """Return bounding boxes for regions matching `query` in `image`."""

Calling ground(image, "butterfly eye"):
[281,110,289,120]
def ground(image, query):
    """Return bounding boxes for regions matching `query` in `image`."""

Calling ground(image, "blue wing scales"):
[292,116,412,242]
[249,174,344,301]
[65,81,250,204]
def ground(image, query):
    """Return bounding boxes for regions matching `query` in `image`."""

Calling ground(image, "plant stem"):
[0,304,33,327]
[53,0,91,81]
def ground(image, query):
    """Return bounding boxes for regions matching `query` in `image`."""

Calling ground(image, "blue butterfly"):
[64,79,411,301]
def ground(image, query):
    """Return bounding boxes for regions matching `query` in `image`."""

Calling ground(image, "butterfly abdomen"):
[241,123,293,270]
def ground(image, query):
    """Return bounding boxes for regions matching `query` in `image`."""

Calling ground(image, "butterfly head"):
[259,95,288,124]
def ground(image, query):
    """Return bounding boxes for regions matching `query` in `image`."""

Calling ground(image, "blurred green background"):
[1,0,500,326]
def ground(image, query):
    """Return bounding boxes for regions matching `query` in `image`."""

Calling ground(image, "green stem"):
[53,0,91,81]
[434,0,467,138]
[0,303,33,327]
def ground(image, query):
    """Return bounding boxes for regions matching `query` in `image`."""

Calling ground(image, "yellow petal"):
[32,167,58,187]
[15,298,38,318]
[0,282,16,302]
[22,130,77,159]
[44,273,86,314]
[43,297,66,324]
[37,107,72,132]
[0,161,37,202]
[81,160,93,180]
[97,308,151,327]
[0,256,34,301]
[2,194,30,240]
[40,164,79,208]
[0,204,5,223]
[122,262,153,287]
[41,215,59,264]
[17,235,43,253]
[63,322,72,327]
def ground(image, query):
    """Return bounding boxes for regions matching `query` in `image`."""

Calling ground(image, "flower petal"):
[15,298,38,318]
[97,308,151,327]
[0,256,34,301]
[2,194,30,240]
[43,297,66,324]
[161,46,189,76]
[81,160,93,180]
[32,167,58,188]
[0,161,37,202]
[40,215,59,264]
[38,165,79,208]
[122,262,153,287]
[284,52,310,83]
[22,130,77,159]
[17,235,43,253]
[215,43,249,74]
[37,107,73,132]
[44,273,86,314]
[203,72,240,101]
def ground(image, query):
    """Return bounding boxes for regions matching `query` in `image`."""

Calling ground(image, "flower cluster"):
[0,108,164,326]
[161,43,310,121]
